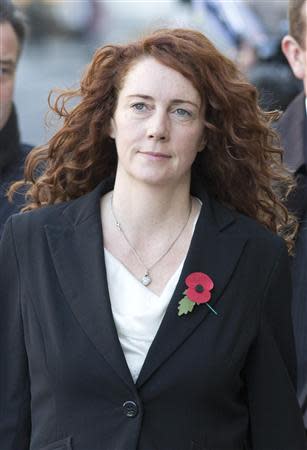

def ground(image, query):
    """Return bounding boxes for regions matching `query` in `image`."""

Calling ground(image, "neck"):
[111,173,192,242]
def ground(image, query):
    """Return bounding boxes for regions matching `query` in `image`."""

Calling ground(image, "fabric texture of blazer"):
[0,106,32,239]
[276,91,307,430]
[0,177,306,450]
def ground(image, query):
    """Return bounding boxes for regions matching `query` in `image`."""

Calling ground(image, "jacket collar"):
[45,178,247,390]
[61,177,115,226]
[278,91,307,173]
[59,176,236,233]
[0,105,21,175]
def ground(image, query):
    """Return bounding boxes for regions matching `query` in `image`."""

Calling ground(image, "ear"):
[282,35,306,80]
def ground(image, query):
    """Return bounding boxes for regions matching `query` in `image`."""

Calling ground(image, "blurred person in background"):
[248,62,302,111]
[52,0,100,41]
[248,27,302,112]
[191,0,270,72]
[192,0,303,112]
[0,0,31,238]
[249,0,288,36]
[15,0,101,43]
[276,0,307,435]
[1,28,306,450]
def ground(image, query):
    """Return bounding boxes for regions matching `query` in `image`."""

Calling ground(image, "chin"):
[137,175,170,186]
[129,166,168,184]
[136,172,188,188]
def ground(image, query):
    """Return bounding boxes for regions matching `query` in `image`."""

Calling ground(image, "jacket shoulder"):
[9,182,102,235]
[10,201,69,235]
[276,91,305,132]
[215,200,287,254]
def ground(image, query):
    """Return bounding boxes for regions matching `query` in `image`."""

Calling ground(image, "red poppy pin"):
[178,272,217,316]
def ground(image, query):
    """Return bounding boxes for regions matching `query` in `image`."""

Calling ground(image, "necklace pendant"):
[142,273,152,286]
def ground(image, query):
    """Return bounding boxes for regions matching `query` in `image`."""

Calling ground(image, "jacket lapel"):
[136,189,247,388]
[278,91,307,172]
[44,178,248,391]
[45,180,136,392]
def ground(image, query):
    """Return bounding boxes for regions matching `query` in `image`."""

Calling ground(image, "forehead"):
[119,57,201,104]
[0,21,19,62]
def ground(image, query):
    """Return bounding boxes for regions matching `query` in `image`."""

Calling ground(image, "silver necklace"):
[110,194,192,287]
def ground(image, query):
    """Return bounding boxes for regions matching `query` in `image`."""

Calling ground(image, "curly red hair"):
[9,28,297,251]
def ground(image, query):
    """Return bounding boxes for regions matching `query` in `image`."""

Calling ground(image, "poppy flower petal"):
[186,272,206,287]
[185,272,214,291]
[202,275,214,291]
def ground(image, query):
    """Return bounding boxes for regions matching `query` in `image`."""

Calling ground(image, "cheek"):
[304,52,307,95]
[115,120,143,149]
[0,79,14,104]
[114,130,135,161]
[178,127,204,154]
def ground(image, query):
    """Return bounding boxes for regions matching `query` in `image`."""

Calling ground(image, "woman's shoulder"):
[194,180,287,255]
[210,196,287,254]
[10,181,106,235]
[11,201,69,231]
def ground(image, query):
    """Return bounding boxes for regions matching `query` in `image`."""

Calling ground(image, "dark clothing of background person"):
[0,105,31,239]
[276,90,307,432]
[0,177,306,450]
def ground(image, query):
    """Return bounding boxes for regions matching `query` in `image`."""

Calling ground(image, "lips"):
[139,151,171,159]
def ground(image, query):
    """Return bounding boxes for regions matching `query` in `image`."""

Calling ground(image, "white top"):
[104,249,184,382]
[104,201,202,383]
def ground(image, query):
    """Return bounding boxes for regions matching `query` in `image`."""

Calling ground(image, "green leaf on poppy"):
[178,296,195,316]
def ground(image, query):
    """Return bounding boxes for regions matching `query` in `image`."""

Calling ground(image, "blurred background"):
[13,0,303,146]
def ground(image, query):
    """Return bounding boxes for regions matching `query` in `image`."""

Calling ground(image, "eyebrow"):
[126,94,200,109]
[0,59,16,68]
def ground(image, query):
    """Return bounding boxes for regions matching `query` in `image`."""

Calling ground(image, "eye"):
[174,108,192,117]
[0,67,9,75]
[131,102,148,112]
[0,67,12,78]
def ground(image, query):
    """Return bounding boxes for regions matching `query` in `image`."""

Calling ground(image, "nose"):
[147,110,169,141]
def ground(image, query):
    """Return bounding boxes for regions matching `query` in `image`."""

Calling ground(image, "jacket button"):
[123,400,138,418]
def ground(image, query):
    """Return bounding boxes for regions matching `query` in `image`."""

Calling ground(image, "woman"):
[1,29,306,450]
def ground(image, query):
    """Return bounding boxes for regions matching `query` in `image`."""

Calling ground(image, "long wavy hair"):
[9,28,297,252]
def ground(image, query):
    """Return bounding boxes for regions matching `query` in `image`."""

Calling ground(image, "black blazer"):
[0,178,306,450]
[276,91,307,430]
[276,91,307,222]
[0,143,31,239]
[277,91,307,176]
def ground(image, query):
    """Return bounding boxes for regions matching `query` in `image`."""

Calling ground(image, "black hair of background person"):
[248,30,303,112]
[0,1,32,239]
[0,0,27,48]
[248,63,302,111]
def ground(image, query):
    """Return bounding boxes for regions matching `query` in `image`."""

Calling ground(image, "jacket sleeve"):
[245,241,306,450]
[0,217,31,448]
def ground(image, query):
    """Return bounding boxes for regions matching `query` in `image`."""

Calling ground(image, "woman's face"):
[110,57,205,188]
